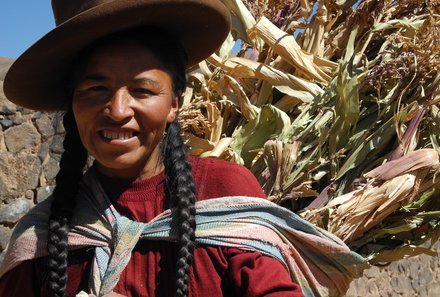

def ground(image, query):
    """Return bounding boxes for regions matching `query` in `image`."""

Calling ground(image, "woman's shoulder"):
[189,156,266,200]
[189,156,258,184]
[190,155,249,171]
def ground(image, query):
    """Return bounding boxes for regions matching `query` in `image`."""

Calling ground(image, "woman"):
[0,0,307,296]
[0,1,366,297]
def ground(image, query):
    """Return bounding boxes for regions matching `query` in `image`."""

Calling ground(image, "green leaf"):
[232,105,291,167]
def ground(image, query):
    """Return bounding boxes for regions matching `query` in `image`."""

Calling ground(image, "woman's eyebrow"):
[133,77,161,87]
[79,74,110,82]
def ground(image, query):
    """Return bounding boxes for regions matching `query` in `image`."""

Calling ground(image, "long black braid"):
[163,118,196,297]
[47,110,88,297]
[47,27,196,297]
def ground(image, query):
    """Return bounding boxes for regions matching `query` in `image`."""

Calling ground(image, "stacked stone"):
[346,240,440,297]
[0,80,63,253]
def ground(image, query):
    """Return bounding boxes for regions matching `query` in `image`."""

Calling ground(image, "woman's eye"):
[73,84,108,97]
[133,88,154,95]
[88,85,108,92]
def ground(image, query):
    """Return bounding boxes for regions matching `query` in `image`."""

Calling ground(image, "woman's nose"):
[104,88,134,121]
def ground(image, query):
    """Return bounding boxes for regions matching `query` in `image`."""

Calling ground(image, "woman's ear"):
[167,95,179,123]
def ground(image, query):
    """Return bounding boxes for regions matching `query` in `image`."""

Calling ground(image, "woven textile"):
[0,168,369,297]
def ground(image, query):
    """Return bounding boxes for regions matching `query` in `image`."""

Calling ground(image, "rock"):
[412,276,419,291]
[419,284,429,297]
[377,271,391,292]
[355,277,367,296]
[0,152,41,201]
[409,261,419,279]
[32,111,42,120]
[0,81,17,115]
[397,261,409,276]
[388,261,399,273]
[38,142,50,162]
[0,59,13,81]
[35,113,55,140]
[43,157,59,184]
[0,225,12,250]
[4,122,41,154]
[0,225,12,251]
[420,254,432,269]
[0,129,5,151]
[390,276,398,289]
[428,281,440,296]
[21,107,34,115]
[364,265,380,278]
[12,112,24,125]
[345,284,357,297]
[36,186,53,203]
[0,119,13,128]
[366,279,380,296]
[391,275,412,294]
[419,266,433,286]
[53,113,65,134]
[50,134,64,155]
[0,199,33,224]
[25,189,34,200]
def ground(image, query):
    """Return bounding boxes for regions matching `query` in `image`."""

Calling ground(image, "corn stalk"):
[179,0,440,264]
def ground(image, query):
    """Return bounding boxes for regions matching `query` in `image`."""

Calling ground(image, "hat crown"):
[52,0,108,25]
[7,0,231,111]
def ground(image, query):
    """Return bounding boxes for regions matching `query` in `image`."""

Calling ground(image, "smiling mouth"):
[101,130,138,140]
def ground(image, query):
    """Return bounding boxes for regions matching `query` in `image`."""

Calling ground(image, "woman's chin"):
[94,154,161,180]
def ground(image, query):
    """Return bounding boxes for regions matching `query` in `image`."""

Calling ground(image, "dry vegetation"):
[180,0,440,264]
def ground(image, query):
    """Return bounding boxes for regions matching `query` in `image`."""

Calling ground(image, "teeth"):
[102,131,134,140]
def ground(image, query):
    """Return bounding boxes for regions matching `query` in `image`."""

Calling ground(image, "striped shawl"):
[0,169,369,297]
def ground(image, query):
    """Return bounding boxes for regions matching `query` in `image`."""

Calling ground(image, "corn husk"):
[179,0,440,264]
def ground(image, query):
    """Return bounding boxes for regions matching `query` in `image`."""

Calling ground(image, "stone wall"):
[347,240,440,297]
[0,78,439,296]
[0,80,64,252]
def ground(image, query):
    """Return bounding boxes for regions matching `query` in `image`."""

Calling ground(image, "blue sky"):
[0,2,54,58]
[0,2,317,59]
[0,1,361,59]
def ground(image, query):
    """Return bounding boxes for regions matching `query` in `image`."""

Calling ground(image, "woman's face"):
[72,41,178,180]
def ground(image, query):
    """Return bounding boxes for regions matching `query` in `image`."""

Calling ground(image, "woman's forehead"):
[77,41,169,78]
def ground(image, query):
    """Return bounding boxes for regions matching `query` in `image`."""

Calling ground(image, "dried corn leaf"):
[221,0,257,44]
[302,1,327,56]
[183,133,215,155]
[205,103,224,143]
[330,174,416,243]
[220,75,259,120]
[250,17,332,83]
[218,33,236,59]
[329,28,361,168]
[232,105,291,166]
[368,245,436,265]
[258,140,302,199]
[200,137,234,158]
[213,56,323,97]
[299,0,314,19]
[178,0,440,264]
[365,149,440,180]
[372,17,426,32]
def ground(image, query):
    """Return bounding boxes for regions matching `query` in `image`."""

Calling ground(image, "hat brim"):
[4,0,231,111]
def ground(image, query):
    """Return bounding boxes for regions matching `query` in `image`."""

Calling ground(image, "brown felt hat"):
[4,0,231,111]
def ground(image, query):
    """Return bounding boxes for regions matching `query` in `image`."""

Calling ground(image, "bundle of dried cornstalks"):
[180,0,440,264]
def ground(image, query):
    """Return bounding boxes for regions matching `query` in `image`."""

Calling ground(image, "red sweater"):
[0,157,304,297]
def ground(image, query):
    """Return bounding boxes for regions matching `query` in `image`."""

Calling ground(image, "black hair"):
[47,27,196,297]
[47,110,88,297]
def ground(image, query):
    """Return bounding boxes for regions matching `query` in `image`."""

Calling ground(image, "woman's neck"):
[94,147,165,181]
